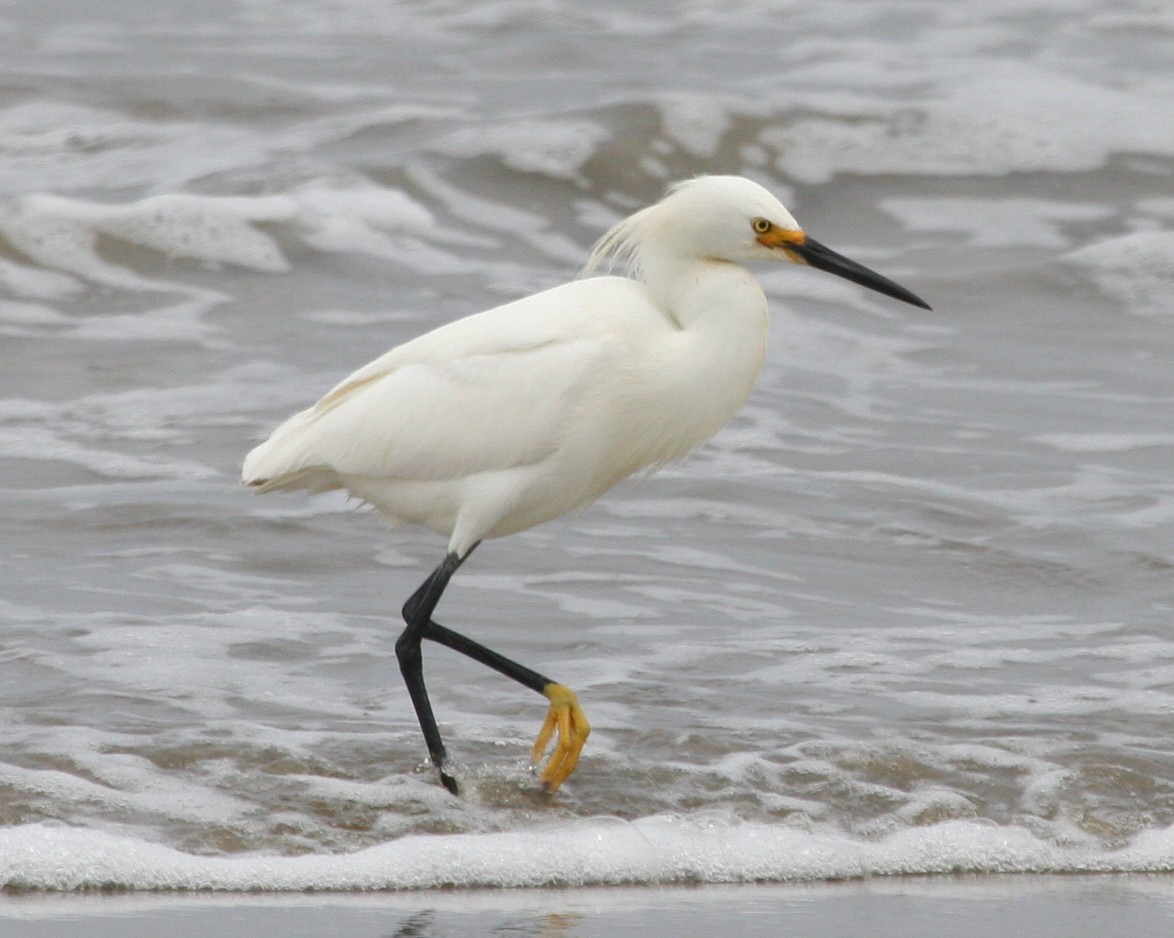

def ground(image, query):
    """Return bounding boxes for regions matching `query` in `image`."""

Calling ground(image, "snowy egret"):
[242,175,930,795]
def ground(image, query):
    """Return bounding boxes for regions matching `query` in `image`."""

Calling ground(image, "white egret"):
[242,175,930,794]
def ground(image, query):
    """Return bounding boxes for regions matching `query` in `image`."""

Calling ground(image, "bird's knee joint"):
[401,596,419,623]
[395,632,421,667]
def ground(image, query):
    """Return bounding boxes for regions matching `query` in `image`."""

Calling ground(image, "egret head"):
[653,175,802,262]
[587,175,931,311]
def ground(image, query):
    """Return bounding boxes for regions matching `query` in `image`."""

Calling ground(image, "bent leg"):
[396,551,466,794]
[424,620,591,792]
[396,548,591,795]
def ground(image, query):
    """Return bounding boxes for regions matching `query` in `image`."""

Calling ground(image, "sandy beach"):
[4,875,1174,938]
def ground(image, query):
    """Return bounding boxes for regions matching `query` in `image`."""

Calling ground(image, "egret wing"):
[243,288,619,488]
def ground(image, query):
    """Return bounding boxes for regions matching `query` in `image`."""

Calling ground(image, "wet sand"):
[3,875,1173,938]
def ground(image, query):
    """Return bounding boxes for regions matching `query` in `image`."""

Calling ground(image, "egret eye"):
[752,218,773,234]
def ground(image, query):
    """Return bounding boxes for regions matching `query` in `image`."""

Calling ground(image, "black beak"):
[792,236,932,310]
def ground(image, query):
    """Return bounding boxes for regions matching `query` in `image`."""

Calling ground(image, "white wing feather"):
[242,281,630,491]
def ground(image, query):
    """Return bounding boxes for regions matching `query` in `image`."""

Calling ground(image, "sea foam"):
[1061,231,1174,315]
[1,817,1172,891]
[0,184,437,287]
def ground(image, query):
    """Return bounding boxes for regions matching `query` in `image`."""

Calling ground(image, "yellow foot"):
[530,683,590,793]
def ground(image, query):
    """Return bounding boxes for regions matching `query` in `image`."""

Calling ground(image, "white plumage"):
[243,176,788,554]
[242,175,929,795]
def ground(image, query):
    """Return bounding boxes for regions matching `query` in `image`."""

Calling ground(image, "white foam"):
[656,95,740,160]
[1,817,1171,891]
[0,756,248,831]
[290,183,462,273]
[0,256,83,301]
[0,299,71,332]
[1061,231,1174,314]
[95,195,292,272]
[761,64,1174,182]
[1034,432,1174,454]
[0,424,216,481]
[0,183,449,288]
[1,193,290,276]
[0,101,269,194]
[434,119,611,181]
[881,198,1115,250]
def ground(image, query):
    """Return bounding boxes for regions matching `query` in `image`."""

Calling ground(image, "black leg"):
[396,550,466,794]
[396,545,590,794]
[424,621,552,695]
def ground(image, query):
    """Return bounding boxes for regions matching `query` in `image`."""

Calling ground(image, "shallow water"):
[1,0,1173,889]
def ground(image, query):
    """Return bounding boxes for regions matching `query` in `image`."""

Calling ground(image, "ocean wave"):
[0,186,435,283]
[1,817,1171,891]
